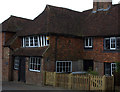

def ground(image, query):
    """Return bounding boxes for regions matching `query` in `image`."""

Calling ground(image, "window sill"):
[84,47,93,51]
[22,45,49,48]
[14,68,19,70]
[29,69,40,72]
[56,72,71,74]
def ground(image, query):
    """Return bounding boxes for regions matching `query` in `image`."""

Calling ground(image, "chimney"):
[93,0,112,13]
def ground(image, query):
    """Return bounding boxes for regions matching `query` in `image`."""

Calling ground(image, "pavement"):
[2,81,66,91]
[2,81,120,91]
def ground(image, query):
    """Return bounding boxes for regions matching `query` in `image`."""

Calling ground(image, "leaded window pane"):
[117,38,120,49]
[56,61,72,73]
[34,36,38,46]
[111,38,116,49]
[29,57,41,72]
[14,57,19,70]
[104,38,110,50]
[30,37,33,46]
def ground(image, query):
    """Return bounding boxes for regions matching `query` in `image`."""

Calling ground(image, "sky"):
[0,0,119,23]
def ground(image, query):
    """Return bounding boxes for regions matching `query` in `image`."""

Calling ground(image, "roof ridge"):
[45,4,82,13]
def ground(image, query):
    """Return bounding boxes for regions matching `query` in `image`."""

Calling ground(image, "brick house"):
[1,15,31,81]
[2,0,120,84]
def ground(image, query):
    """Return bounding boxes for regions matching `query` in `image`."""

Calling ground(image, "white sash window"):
[23,35,49,47]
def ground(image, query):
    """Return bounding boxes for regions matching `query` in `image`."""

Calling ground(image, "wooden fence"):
[43,71,114,91]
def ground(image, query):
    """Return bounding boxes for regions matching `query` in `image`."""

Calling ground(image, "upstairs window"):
[25,37,29,47]
[104,37,120,50]
[23,35,49,47]
[110,37,116,50]
[117,37,120,49]
[85,37,93,48]
[104,38,110,50]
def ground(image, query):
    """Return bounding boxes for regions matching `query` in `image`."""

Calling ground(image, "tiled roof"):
[13,46,48,56]
[17,5,84,37]
[16,4,120,37]
[2,15,32,32]
[81,4,120,37]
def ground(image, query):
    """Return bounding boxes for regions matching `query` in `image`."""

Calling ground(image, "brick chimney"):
[93,0,112,12]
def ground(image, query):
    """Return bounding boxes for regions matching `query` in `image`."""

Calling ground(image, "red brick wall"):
[2,32,20,81]
[56,36,82,60]
[25,57,42,85]
[81,37,119,75]
[10,37,22,50]
[82,37,119,63]
[43,35,82,72]
[5,32,15,44]
[2,47,10,81]
[13,70,18,81]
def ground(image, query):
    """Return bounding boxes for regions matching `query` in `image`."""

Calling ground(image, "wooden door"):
[18,57,26,82]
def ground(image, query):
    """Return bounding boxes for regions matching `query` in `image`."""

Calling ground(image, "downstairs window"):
[56,61,72,73]
[29,57,41,72]
[14,57,20,70]
[104,62,116,76]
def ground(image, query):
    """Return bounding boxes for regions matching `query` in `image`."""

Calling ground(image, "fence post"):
[42,71,46,86]
[68,73,72,89]
[102,75,106,90]
[89,74,91,91]
[112,75,114,91]
[53,72,56,87]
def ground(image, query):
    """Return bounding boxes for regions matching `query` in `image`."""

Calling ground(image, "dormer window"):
[84,37,93,48]
[23,35,49,47]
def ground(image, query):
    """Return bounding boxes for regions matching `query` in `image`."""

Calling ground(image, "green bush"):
[88,67,98,75]
[116,62,120,73]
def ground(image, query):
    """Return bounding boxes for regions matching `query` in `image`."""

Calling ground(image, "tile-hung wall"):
[22,35,49,47]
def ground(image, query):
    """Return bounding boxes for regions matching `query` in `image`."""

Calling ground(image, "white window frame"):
[111,63,116,76]
[105,62,117,76]
[25,37,29,47]
[14,57,19,70]
[38,36,40,47]
[40,36,43,47]
[110,37,116,50]
[23,35,50,47]
[85,37,93,48]
[23,37,25,47]
[104,37,120,50]
[29,57,41,72]
[56,61,72,73]
[43,36,45,46]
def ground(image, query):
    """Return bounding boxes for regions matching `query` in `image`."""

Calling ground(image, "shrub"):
[116,62,120,73]
[88,67,98,75]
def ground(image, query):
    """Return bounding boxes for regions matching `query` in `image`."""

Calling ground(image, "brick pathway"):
[2,81,66,91]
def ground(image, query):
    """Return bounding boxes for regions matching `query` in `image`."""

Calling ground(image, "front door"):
[18,57,26,82]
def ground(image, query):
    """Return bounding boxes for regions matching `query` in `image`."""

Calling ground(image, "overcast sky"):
[0,0,119,23]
